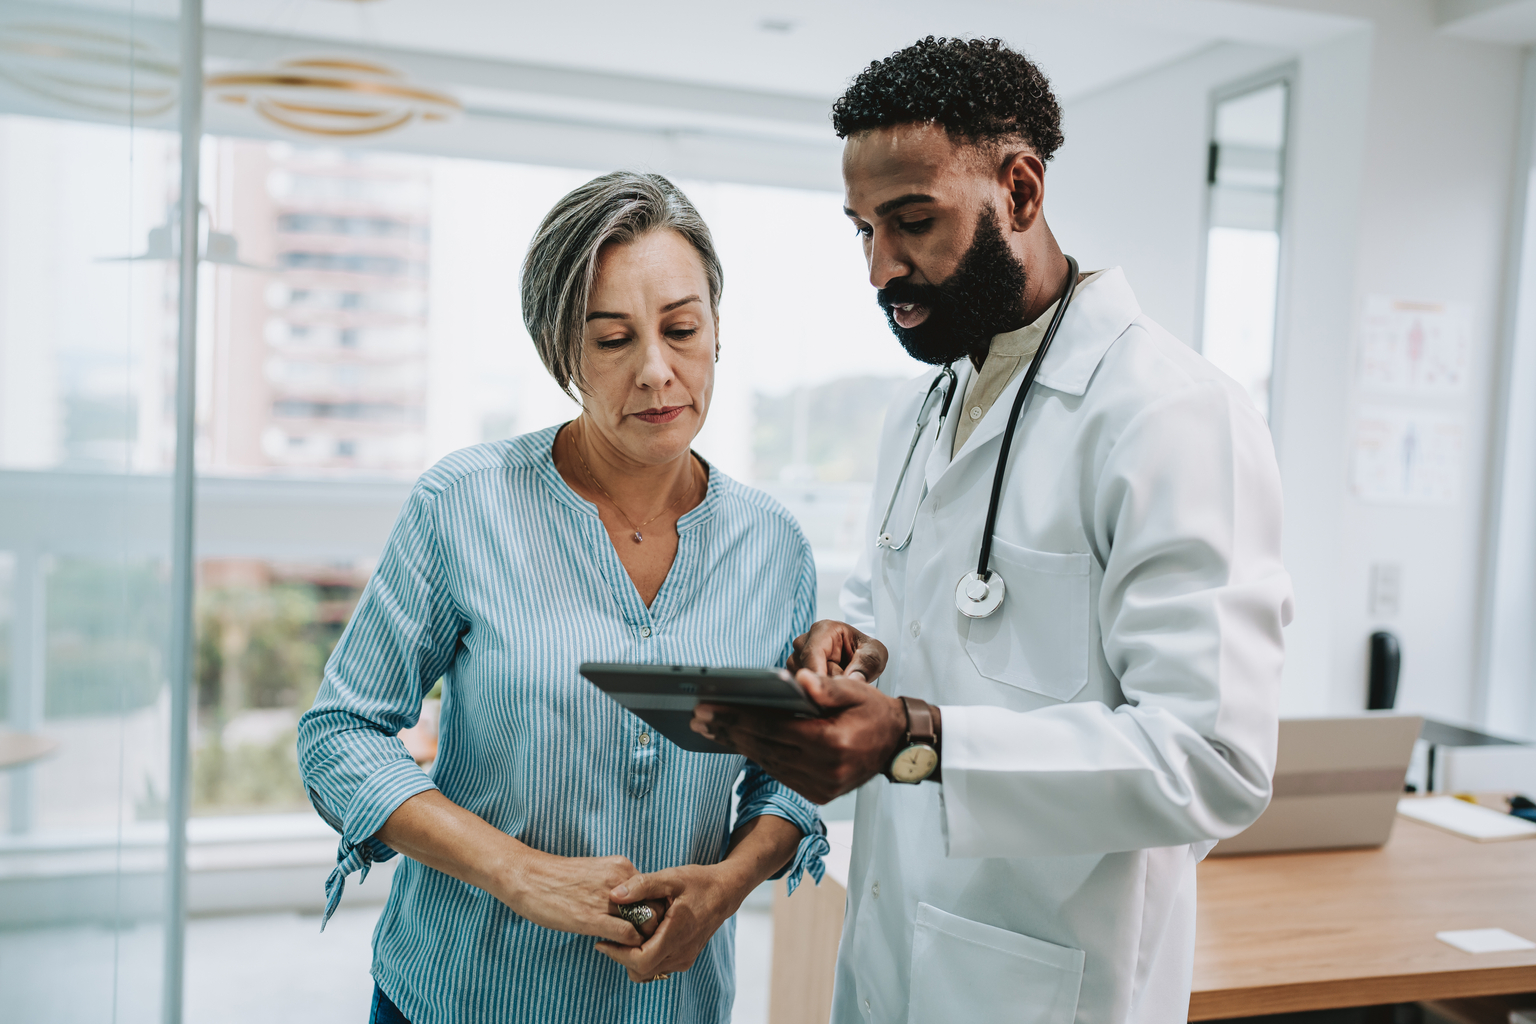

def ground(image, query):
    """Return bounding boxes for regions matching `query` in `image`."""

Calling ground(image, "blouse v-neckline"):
[536,432,718,620]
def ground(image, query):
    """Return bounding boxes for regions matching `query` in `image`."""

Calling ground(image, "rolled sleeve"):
[297,481,466,926]
[735,763,828,895]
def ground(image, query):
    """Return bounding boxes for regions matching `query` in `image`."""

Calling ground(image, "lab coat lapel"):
[949,267,1141,466]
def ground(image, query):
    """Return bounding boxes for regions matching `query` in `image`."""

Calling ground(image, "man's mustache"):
[877,280,945,312]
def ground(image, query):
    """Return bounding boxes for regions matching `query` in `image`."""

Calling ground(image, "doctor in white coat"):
[686,37,1293,1024]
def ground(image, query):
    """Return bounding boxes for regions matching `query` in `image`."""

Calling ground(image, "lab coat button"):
[864,999,872,1014]
[639,625,652,638]
[909,621,921,638]
[871,881,880,898]
[969,406,983,420]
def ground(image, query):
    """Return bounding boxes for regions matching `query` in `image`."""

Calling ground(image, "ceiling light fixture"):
[0,20,178,118]
[205,57,460,138]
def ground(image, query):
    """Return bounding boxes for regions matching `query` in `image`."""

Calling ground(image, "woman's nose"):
[635,336,674,390]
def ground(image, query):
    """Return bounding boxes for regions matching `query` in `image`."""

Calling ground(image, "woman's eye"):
[595,337,629,350]
[667,327,699,341]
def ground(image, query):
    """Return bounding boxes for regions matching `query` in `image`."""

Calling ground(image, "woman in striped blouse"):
[298,172,826,1024]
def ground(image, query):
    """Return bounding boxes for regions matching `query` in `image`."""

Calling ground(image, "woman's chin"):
[618,414,701,465]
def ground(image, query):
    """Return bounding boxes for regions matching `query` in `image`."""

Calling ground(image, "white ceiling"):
[197,0,1358,103]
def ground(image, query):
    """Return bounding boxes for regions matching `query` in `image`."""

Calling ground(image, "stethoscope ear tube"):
[974,255,1080,583]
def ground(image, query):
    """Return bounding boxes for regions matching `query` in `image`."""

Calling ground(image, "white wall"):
[1051,2,1527,730]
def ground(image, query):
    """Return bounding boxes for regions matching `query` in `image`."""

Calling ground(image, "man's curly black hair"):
[831,37,1064,161]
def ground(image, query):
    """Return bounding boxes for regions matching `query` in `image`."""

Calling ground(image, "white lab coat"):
[833,268,1293,1024]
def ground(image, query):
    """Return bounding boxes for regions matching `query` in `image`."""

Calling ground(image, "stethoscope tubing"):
[975,254,1079,581]
[875,365,957,552]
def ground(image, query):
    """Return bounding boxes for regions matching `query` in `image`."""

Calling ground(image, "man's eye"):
[853,225,872,238]
[899,218,933,234]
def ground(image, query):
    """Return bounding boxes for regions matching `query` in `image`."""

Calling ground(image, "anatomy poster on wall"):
[1351,408,1465,505]
[1357,296,1472,394]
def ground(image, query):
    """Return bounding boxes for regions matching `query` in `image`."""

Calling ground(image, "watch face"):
[891,743,939,783]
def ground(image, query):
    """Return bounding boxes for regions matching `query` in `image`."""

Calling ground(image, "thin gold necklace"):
[572,420,700,544]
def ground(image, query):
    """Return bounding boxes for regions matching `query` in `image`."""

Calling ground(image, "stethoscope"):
[875,255,1080,619]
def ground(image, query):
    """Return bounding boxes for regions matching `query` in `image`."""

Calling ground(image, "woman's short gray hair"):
[521,171,724,398]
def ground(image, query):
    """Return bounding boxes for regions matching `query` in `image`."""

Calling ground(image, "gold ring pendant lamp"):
[206,57,461,138]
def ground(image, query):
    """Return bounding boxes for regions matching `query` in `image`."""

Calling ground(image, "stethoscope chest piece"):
[955,571,1006,619]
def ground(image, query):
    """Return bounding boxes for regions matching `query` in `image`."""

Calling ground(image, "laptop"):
[1210,713,1423,856]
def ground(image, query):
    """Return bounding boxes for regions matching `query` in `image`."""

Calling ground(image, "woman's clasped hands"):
[595,864,749,984]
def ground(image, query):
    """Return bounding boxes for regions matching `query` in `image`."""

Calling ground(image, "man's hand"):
[691,671,907,804]
[789,621,889,683]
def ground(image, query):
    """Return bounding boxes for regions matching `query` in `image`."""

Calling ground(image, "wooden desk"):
[1192,816,1536,1019]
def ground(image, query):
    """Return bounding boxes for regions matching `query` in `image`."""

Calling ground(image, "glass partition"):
[1199,78,1289,420]
[0,1,187,1019]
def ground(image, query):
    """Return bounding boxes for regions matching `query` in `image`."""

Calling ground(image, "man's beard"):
[877,208,1029,366]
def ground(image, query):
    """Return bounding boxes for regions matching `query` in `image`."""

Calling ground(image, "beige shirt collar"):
[951,270,1104,457]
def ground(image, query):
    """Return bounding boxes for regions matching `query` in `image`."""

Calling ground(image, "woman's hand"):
[494,849,653,947]
[789,620,888,683]
[594,865,746,982]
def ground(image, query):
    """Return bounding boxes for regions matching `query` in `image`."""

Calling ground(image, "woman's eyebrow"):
[585,310,628,322]
[661,295,701,312]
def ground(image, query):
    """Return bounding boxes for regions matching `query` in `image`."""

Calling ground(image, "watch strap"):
[900,696,938,748]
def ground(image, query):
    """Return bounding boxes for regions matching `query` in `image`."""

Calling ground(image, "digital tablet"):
[580,662,821,755]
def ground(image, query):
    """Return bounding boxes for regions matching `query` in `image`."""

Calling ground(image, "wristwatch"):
[887,696,940,784]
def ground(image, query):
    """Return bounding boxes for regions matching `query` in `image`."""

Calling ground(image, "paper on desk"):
[1435,928,1536,954]
[1397,797,1536,841]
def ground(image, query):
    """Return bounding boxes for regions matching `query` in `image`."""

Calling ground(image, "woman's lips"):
[892,302,930,329]
[633,405,686,425]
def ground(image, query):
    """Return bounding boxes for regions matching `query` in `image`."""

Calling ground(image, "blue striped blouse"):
[297,425,827,1024]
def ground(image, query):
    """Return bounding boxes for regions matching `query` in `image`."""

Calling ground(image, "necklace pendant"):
[632,531,643,543]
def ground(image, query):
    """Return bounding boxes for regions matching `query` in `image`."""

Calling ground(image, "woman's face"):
[579,229,716,467]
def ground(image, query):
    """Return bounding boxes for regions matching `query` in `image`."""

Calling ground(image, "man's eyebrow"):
[874,193,936,218]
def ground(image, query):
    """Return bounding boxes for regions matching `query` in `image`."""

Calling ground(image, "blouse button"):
[639,625,652,638]
[638,732,651,746]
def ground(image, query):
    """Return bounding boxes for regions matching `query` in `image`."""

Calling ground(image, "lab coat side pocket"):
[908,903,1084,1024]
[963,538,1091,703]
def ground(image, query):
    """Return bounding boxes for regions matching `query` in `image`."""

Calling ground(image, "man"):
[691,37,1293,1024]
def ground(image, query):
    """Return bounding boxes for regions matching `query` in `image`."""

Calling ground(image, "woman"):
[298,172,826,1024]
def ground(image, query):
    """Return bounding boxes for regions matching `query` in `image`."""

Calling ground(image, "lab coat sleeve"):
[839,534,878,634]
[940,378,1292,858]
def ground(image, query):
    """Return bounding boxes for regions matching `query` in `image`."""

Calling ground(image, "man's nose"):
[868,231,912,290]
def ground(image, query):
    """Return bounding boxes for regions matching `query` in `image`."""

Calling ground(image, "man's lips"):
[891,302,930,329]
[632,405,686,425]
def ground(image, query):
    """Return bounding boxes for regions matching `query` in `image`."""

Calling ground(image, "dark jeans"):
[370,984,411,1024]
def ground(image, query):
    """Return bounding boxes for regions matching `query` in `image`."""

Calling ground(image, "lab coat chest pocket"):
[909,903,1084,1024]
[963,538,1091,703]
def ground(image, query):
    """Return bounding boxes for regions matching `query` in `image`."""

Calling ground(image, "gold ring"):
[651,973,672,982]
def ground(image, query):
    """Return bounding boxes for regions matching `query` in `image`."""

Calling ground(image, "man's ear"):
[1000,150,1046,232]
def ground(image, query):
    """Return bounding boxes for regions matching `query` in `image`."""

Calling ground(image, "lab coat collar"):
[944,266,1140,470]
